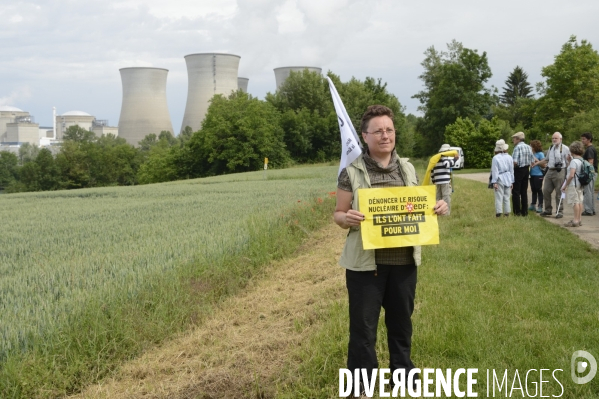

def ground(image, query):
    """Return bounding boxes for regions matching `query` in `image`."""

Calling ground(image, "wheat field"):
[0,165,338,362]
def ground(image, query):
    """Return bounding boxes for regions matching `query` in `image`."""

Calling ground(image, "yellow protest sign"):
[358,186,439,249]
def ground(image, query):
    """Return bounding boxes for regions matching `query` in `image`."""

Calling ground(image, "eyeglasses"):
[367,128,395,137]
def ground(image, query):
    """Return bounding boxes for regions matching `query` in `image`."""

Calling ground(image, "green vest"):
[339,154,422,271]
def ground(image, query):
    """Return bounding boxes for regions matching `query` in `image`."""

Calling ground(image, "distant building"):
[273,66,322,90]
[55,110,118,140]
[118,67,174,146]
[180,53,241,133]
[0,105,39,145]
[238,77,249,93]
[39,126,53,139]
[55,110,94,140]
[0,107,118,151]
[91,119,118,137]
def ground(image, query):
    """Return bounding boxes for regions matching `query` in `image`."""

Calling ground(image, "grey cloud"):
[1,0,598,126]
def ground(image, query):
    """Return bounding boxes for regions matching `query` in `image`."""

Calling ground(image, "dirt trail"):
[69,223,347,399]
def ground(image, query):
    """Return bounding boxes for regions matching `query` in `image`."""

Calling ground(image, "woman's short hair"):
[360,105,394,133]
[569,141,585,156]
[530,140,543,153]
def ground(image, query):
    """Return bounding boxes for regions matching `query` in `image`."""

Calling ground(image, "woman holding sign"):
[334,105,448,387]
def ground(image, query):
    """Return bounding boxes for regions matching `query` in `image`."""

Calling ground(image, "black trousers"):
[530,175,544,207]
[512,166,530,216]
[346,264,417,374]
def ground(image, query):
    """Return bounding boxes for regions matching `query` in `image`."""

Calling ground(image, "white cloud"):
[1,0,599,125]
[9,15,24,23]
[0,86,33,107]
[276,0,306,34]
[146,0,237,19]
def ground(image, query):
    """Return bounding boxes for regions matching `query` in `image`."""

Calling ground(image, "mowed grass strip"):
[277,178,599,399]
[68,222,348,399]
[0,165,339,399]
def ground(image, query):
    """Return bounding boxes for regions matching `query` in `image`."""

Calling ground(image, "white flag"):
[327,77,363,176]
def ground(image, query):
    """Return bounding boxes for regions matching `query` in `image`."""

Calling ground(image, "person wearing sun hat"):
[491,139,514,217]
[431,143,459,215]
[511,131,535,216]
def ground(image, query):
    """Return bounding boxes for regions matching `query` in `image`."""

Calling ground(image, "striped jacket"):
[431,156,456,184]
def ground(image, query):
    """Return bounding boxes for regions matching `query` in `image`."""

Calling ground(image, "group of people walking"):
[490,131,598,227]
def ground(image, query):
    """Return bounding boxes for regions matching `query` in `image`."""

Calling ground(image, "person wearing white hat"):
[431,144,459,215]
[491,139,514,217]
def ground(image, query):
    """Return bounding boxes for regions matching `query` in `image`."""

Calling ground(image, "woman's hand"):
[344,209,365,227]
[334,188,364,229]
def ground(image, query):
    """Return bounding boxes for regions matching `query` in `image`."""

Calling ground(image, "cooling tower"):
[238,77,249,93]
[180,53,241,133]
[274,66,322,90]
[118,67,173,146]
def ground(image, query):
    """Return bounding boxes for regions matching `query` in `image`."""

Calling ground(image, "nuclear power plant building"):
[274,66,322,90]
[55,111,94,140]
[0,106,40,146]
[238,77,249,93]
[55,111,118,140]
[118,67,174,146]
[180,53,241,133]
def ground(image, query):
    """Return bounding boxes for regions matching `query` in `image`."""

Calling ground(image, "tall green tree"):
[335,75,407,141]
[267,70,338,162]
[181,91,290,176]
[138,133,159,152]
[500,66,533,106]
[55,126,97,188]
[267,69,332,117]
[565,108,599,143]
[35,148,60,191]
[177,126,194,147]
[55,140,92,189]
[413,40,497,154]
[55,126,139,188]
[91,135,139,186]
[18,162,40,191]
[267,70,407,161]
[18,143,40,165]
[445,117,503,168]
[493,97,538,132]
[63,125,96,142]
[137,138,179,184]
[0,151,18,190]
[136,133,180,184]
[535,36,599,133]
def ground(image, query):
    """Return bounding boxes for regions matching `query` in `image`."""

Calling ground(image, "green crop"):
[0,166,338,362]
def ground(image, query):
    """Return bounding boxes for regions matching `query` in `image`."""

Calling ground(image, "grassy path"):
[70,222,348,399]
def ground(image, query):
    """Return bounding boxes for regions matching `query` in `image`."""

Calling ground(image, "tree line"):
[0,72,406,192]
[416,36,599,168]
[2,34,599,192]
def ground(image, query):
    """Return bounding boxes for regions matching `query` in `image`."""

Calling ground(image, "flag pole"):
[326,77,363,176]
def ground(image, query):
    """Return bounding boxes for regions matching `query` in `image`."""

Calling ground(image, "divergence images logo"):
[571,350,597,384]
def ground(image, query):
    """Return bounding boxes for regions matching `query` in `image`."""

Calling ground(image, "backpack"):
[575,158,596,186]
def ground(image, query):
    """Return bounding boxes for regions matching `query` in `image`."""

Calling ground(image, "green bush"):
[445,117,503,168]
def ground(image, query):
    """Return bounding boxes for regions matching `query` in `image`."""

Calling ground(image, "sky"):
[1,0,598,132]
